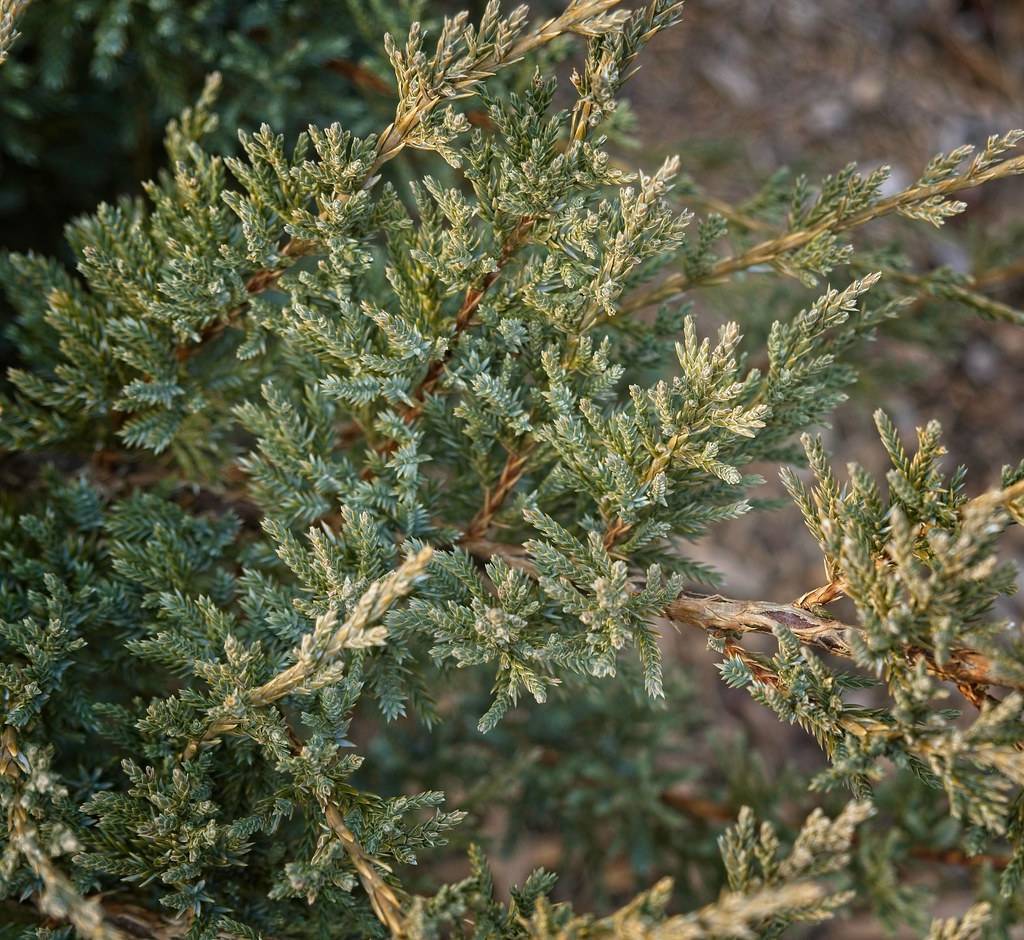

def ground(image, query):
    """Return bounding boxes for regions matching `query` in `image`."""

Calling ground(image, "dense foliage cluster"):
[2,1,1024,937]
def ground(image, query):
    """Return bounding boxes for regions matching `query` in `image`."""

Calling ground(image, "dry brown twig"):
[463,535,1021,707]
[462,444,536,542]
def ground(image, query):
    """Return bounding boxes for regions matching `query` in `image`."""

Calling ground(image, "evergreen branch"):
[568,0,685,142]
[2,731,127,940]
[372,0,629,176]
[709,639,912,746]
[661,785,1012,871]
[8,809,126,940]
[177,0,629,363]
[0,0,27,64]
[459,156,687,541]
[250,546,434,703]
[8,1,1024,929]
[404,7,688,519]
[843,256,1024,327]
[795,477,1024,614]
[706,640,1024,821]
[602,429,692,550]
[175,237,308,364]
[968,476,1024,514]
[621,151,1024,312]
[182,547,432,757]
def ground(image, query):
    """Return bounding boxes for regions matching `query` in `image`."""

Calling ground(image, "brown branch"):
[462,535,1019,708]
[602,431,692,551]
[398,218,537,429]
[973,255,1024,289]
[684,191,772,233]
[405,276,494,420]
[908,845,1010,870]
[325,57,393,96]
[100,902,189,940]
[920,18,1020,102]
[795,579,845,609]
[174,236,311,364]
[461,443,536,543]
[664,592,1010,704]
[359,219,536,481]
[602,516,633,551]
[659,784,736,822]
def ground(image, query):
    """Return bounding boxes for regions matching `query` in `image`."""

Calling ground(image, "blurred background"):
[2,0,1024,934]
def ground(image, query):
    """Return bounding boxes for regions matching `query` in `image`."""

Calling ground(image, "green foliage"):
[2,1,1024,937]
